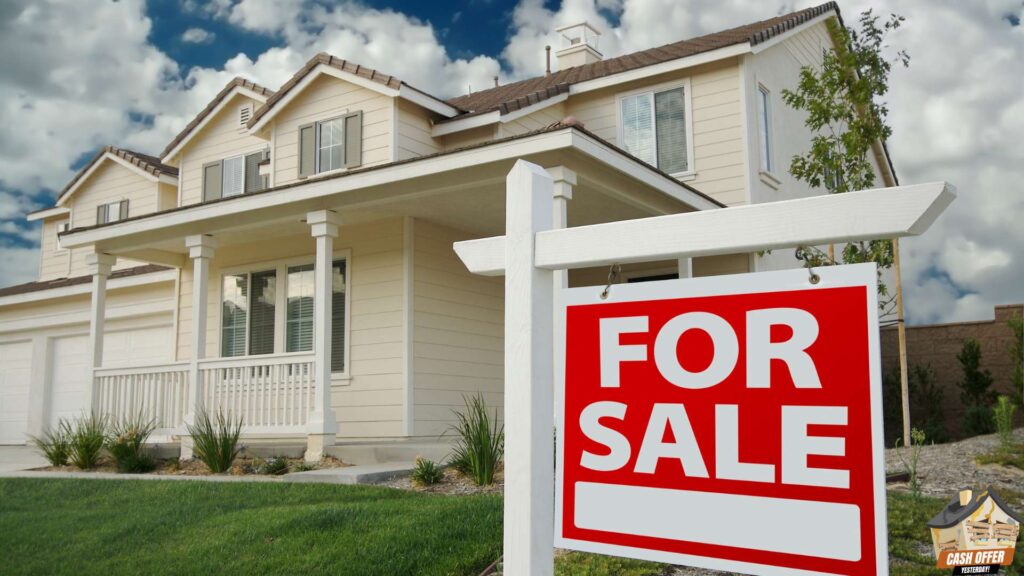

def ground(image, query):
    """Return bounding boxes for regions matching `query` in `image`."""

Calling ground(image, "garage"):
[0,340,33,444]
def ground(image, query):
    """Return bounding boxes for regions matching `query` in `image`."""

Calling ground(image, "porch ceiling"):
[61,127,717,264]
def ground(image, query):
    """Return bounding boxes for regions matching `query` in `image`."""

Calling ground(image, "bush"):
[993,395,1017,453]
[69,414,108,469]
[909,364,947,444]
[963,404,995,437]
[29,420,72,466]
[448,393,504,486]
[255,456,289,475]
[106,415,157,473]
[411,457,443,486]
[186,409,242,473]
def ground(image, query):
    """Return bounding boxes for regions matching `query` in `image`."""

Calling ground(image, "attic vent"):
[239,105,251,126]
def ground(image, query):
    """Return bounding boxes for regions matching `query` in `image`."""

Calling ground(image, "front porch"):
[63,126,726,460]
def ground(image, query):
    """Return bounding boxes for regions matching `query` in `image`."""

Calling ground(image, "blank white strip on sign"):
[574,482,861,561]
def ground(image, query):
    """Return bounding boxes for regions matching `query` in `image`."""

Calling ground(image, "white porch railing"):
[197,352,316,433]
[94,362,190,431]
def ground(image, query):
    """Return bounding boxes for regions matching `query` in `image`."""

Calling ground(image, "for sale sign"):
[555,264,888,576]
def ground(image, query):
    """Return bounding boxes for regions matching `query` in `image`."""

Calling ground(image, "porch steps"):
[324,441,451,466]
[284,462,415,485]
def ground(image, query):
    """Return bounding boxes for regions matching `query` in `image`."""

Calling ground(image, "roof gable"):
[55,146,178,207]
[245,53,461,132]
[160,77,274,161]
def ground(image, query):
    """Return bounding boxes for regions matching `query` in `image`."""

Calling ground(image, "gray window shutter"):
[96,205,106,225]
[344,111,362,168]
[203,161,222,202]
[298,123,315,178]
[244,152,266,193]
[119,200,129,220]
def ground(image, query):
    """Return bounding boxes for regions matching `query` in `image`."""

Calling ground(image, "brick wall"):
[880,304,1023,439]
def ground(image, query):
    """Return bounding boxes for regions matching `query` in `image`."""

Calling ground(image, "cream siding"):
[395,100,442,160]
[440,125,497,150]
[174,218,406,439]
[412,220,503,437]
[496,102,567,138]
[178,93,268,207]
[567,59,747,206]
[271,75,394,186]
[37,218,70,281]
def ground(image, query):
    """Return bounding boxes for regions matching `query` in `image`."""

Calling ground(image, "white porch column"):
[181,234,216,460]
[306,209,341,461]
[548,167,576,291]
[85,252,115,414]
[504,161,554,576]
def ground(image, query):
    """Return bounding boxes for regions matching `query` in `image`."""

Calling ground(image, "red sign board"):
[555,265,887,576]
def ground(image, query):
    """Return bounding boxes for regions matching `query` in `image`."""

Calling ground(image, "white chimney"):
[555,22,602,69]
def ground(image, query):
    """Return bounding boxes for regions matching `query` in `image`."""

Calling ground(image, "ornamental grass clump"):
[107,415,157,473]
[69,414,108,470]
[411,457,443,486]
[448,393,503,486]
[29,419,72,467]
[993,395,1018,454]
[186,409,242,473]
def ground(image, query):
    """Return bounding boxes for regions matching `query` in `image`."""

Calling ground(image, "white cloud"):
[0,245,40,286]
[181,27,215,44]
[0,0,1020,327]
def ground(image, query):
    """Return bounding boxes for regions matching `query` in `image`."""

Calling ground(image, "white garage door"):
[49,325,172,429]
[0,340,33,444]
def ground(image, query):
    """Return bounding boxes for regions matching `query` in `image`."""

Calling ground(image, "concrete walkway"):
[0,446,47,473]
[285,462,415,485]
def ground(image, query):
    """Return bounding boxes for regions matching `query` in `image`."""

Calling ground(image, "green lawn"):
[1,480,1021,576]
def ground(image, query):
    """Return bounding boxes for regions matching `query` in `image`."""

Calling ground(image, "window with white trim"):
[97,200,128,224]
[620,86,690,175]
[220,258,348,373]
[757,85,773,173]
[316,117,345,173]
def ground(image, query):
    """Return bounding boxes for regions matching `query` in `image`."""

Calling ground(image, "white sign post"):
[454,160,954,576]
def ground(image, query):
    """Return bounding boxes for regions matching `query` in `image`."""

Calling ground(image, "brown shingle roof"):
[56,146,180,203]
[160,77,275,159]
[0,265,170,298]
[245,52,462,129]
[444,2,839,120]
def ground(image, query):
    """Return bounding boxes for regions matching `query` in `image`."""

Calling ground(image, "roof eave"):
[161,84,271,163]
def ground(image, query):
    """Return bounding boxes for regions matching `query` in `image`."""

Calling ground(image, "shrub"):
[1010,313,1023,412]
[993,395,1017,453]
[957,339,996,437]
[106,415,157,473]
[256,456,289,475]
[411,457,443,486]
[290,462,316,473]
[29,420,72,466]
[895,428,927,498]
[448,393,504,486]
[909,364,948,444]
[186,409,242,473]
[69,414,108,469]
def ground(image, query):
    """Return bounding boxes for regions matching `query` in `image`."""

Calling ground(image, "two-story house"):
[0,2,896,461]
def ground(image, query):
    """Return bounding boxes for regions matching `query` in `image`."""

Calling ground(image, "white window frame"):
[757,83,775,177]
[217,249,352,381]
[314,116,346,175]
[615,78,696,181]
[54,219,70,253]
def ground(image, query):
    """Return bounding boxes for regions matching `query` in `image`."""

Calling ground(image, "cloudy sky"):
[0,0,1020,325]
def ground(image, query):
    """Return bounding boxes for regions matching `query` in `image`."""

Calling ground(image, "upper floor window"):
[203,150,268,202]
[620,85,691,176]
[757,85,773,173]
[298,111,362,178]
[97,200,128,225]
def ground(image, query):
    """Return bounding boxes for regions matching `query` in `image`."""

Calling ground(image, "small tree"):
[909,364,947,444]
[958,338,996,437]
[781,10,909,314]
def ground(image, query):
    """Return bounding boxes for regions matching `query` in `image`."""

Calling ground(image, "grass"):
[1,480,1020,576]
[0,479,501,576]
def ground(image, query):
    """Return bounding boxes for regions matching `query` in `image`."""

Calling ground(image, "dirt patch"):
[378,467,504,495]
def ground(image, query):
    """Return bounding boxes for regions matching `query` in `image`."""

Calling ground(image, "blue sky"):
[0,0,1021,325]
